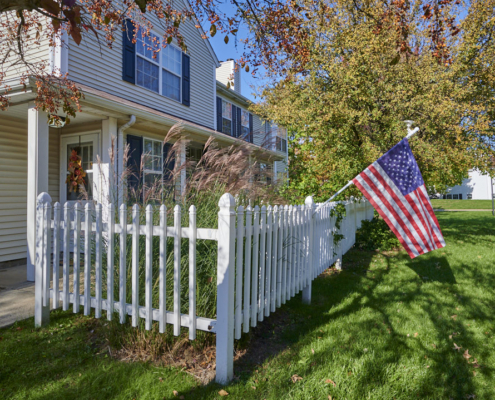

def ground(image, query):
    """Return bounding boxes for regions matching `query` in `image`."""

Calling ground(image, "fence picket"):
[52,202,61,309]
[189,205,197,340]
[159,205,167,333]
[251,206,259,327]
[258,206,266,322]
[173,205,181,336]
[132,204,140,327]
[43,202,51,308]
[265,206,272,318]
[277,206,284,307]
[62,203,70,311]
[107,203,115,320]
[243,206,252,333]
[119,204,127,324]
[235,206,244,339]
[84,203,92,316]
[271,206,278,312]
[145,205,153,330]
[73,203,81,313]
[282,205,288,304]
[95,204,103,318]
[287,206,293,299]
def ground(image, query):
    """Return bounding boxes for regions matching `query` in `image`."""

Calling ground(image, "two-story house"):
[215,59,289,183]
[0,10,287,279]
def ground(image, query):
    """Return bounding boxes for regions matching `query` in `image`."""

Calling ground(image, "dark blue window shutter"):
[237,107,242,139]
[182,53,190,106]
[122,19,136,84]
[249,113,253,143]
[232,105,237,137]
[126,134,142,196]
[216,97,222,132]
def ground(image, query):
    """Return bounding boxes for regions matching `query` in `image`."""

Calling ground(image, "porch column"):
[27,104,50,281]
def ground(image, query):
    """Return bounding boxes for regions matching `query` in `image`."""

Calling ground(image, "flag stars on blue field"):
[378,139,424,195]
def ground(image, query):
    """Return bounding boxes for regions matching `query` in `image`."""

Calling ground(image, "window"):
[136,28,182,102]
[453,194,459,199]
[222,100,232,135]
[143,138,163,190]
[467,194,472,199]
[447,194,452,199]
[241,109,250,139]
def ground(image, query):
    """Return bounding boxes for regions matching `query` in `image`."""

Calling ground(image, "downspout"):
[117,115,136,207]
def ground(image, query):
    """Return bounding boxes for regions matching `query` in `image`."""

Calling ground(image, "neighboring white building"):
[443,169,494,200]
[0,11,286,272]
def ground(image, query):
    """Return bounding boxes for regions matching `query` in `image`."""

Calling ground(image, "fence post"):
[216,193,236,384]
[35,192,52,327]
[302,196,314,305]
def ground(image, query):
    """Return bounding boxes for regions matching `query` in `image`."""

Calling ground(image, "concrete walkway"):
[0,263,34,328]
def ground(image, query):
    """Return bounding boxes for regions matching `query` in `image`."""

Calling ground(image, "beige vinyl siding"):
[2,14,51,81]
[0,118,27,262]
[0,118,60,262]
[68,1,216,129]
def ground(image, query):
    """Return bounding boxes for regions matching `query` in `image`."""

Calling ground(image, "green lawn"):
[430,199,493,209]
[2,212,495,399]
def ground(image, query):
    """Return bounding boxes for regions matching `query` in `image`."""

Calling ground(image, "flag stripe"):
[361,169,425,254]
[354,175,418,257]
[411,189,439,248]
[404,193,437,250]
[368,165,433,253]
[372,163,436,251]
[417,186,446,247]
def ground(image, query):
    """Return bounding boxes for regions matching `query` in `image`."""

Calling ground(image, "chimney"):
[216,59,241,94]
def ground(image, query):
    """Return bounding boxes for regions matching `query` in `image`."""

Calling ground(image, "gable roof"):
[182,0,220,67]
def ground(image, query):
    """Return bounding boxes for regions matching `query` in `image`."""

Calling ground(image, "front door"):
[60,133,99,205]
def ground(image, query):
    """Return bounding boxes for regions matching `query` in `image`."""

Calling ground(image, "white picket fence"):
[34,192,374,383]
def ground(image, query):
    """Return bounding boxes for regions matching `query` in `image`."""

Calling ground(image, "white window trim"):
[135,29,183,103]
[142,137,163,188]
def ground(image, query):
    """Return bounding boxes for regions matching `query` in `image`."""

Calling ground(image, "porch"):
[0,80,282,281]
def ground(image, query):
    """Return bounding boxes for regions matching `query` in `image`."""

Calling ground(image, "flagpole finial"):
[404,120,420,140]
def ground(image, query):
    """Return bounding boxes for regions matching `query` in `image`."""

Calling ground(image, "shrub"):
[355,212,400,251]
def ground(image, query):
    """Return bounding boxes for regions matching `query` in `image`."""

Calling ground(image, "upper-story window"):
[222,100,232,135]
[136,28,182,102]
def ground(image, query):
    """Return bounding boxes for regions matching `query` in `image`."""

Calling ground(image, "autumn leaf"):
[451,315,457,320]
[210,24,217,37]
[218,389,229,396]
[224,35,229,44]
[414,332,418,337]
[325,379,337,387]
[291,374,303,383]
[453,343,462,351]
[311,348,315,354]
[173,390,178,396]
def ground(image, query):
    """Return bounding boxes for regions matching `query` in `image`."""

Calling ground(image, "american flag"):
[352,139,445,258]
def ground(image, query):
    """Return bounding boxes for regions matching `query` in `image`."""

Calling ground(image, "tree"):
[0,0,463,124]
[251,0,495,202]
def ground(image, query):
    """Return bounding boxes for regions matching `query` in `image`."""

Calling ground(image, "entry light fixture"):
[48,115,66,128]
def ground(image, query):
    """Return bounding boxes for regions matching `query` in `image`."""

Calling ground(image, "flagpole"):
[314,121,420,213]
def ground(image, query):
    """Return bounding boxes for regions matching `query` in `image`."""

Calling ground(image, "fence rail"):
[34,192,374,384]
